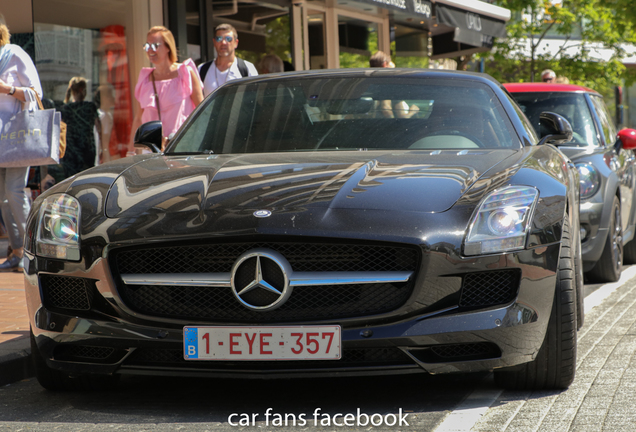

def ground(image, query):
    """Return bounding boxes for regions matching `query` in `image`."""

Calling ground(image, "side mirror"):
[133,121,162,153]
[617,129,636,150]
[538,112,573,145]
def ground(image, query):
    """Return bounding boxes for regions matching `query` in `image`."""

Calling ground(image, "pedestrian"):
[541,69,556,83]
[63,77,101,177]
[0,14,43,272]
[370,51,394,68]
[130,26,203,153]
[198,23,258,97]
[370,51,418,119]
[94,84,115,164]
[258,54,284,74]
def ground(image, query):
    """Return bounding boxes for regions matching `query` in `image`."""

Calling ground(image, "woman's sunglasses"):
[143,42,162,52]
[214,36,234,43]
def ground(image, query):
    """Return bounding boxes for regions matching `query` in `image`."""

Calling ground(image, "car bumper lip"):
[30,298,546,378]
[580,201,606,265]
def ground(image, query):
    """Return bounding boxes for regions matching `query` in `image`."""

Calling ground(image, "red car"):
[506,82,636,283]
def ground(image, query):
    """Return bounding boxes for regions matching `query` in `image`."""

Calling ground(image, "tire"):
[31,330,119,391]
[587,195,623,283]
[624,238,636,264]
[494,217,577,390]
[572,213,584,330]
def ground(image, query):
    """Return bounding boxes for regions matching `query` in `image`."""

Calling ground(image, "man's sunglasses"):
[214,36,234,43]
[143,42,162,52]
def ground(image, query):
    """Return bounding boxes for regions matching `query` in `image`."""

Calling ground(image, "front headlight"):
[576,163,600,199]
[464,186,538,256]
[36,194,81,261]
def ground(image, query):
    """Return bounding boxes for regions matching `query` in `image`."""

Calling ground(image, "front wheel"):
[587,195,623,283]
[494,217,577,390]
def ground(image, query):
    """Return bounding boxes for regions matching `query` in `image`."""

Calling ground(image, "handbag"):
[33,88,66,158]
[151,71,168,150]
[0,93,60,168]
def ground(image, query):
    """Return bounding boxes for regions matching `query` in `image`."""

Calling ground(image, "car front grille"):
[118,282,412,322]
[459,270,520,308]
[41,275,93,311]
[111,241,419,322]
[114,242,418,274]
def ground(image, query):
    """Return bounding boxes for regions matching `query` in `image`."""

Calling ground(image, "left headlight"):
[36,194,81,261]
[575,163,600,199]
[464,186,538,256]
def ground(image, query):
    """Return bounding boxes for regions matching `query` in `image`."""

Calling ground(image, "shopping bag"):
[0,104,59,168]
[53,111,65,158]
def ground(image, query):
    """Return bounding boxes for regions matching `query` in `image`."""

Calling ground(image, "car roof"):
[227,67,504,88]
[503,82,600,95]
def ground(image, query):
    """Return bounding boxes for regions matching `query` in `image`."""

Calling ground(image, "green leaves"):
[483,0,636,98]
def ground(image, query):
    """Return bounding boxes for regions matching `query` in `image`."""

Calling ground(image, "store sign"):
[436,4,507,39]
[454,27,494,49]
[355,0,432,19]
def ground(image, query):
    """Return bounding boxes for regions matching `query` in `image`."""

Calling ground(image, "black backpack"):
[200,57,248,82]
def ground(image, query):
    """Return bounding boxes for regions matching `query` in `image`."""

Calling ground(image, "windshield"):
[169,76,521,154]
[511,92,600,146]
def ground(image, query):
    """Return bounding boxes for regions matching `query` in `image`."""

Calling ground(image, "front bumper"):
[29,299,544,379]
[25,244,557,379]
[579,201,606,271]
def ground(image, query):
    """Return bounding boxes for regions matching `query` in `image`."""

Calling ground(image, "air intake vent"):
[459,270,520,308]
[53,345,124,364]
[409,342,501,363]
[41,275,93,310]
[125,347,415,369]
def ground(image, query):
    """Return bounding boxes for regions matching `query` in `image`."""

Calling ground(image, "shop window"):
[339,19,376,68]
[34,23,133,161]
[392,25,428,68]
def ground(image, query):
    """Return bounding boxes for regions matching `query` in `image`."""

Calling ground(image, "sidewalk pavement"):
[0,237,32,386]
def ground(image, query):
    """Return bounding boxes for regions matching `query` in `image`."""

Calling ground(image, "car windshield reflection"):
[167,77,522,154]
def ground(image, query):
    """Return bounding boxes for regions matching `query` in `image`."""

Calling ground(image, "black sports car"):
[25,69,581,391]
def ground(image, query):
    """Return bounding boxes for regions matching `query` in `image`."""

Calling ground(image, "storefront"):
[0,0,509,154]
[177,0,511,70]
[1,0,163,158]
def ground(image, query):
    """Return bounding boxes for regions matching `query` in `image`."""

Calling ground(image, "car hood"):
[104,150,518,219]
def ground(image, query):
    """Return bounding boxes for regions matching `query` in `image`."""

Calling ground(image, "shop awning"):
[350,0,434,20]
[349,0,510,59]
[431,0,510,58]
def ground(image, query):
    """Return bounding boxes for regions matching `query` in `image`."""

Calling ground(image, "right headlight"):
[464,186,539,256]
[36,194,81,261]
[575,163,600,199]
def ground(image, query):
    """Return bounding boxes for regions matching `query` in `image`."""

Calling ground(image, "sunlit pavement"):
[438,266,636,432]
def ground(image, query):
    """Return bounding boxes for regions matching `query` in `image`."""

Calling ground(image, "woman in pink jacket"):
[130,26,203,153]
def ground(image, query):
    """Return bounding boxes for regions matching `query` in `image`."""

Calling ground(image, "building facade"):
[1,0,510,147]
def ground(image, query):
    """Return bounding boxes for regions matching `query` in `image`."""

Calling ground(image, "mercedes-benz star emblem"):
[230,249,293,311]
[253,209,272,218]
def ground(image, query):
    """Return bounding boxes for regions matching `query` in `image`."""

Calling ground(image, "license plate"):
[183,326,341,360]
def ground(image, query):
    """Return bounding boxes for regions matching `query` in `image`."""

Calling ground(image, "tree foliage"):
[480,0,636,99]
[237,16,292,70]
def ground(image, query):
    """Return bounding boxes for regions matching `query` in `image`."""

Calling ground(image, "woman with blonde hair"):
[0,14,43,272]
[130,26,203,153]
